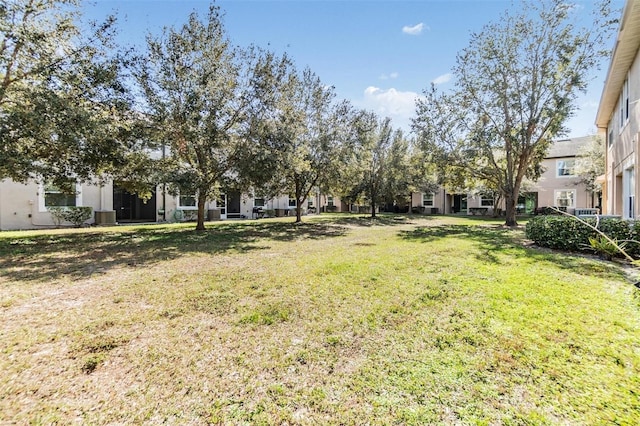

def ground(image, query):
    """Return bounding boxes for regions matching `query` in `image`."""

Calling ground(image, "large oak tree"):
[0,0,138,190]
[413,0,616,226]
[136,6,287,230]
[250,66,351,223]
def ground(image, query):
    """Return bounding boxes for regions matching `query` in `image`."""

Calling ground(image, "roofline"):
[595,0,640,128]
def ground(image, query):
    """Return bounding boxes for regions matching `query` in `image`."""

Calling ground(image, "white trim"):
[624,166,635,219]
[556,159,576,178]
[422,193,434,207]
[553,189,576,209]
[38,181,82,212]
[177,193,198,210]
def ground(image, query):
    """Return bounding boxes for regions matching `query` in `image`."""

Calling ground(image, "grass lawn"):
[1,214,639,424]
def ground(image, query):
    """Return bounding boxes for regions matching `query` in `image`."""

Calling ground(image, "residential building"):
[411,136,598,215]
[0,178,311,230]
[597,0,640,218]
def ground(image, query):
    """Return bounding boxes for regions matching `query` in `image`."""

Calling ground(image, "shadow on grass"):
[315,213,438,227]
[399,224,627,281]
[0,220,348,283]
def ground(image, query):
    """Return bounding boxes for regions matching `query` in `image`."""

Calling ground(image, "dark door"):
[517,192,538,215]
[453,195,467,213]
[113,185,157,222]
[227,191,241,217]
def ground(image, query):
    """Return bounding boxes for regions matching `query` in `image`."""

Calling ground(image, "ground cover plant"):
[1,215,639,424]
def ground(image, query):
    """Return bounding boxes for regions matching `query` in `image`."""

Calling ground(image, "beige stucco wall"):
[532,157,593,209]
[411,189,446,213]
[0,179,114,230]
[604,44,640,217]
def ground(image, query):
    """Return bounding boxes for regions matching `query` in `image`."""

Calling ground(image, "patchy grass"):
[1,214,638,424]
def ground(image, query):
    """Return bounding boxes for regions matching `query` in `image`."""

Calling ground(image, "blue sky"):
[83,0,624,138]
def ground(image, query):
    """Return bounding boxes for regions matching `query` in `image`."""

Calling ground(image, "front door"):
[113,185,156,222]
[453,195,467,213]
[227,191,242,218]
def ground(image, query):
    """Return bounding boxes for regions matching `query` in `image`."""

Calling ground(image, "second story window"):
[422,193,434,207]
[557,159,575,177]
[620,77,629,128]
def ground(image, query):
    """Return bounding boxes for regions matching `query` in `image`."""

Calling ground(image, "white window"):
[619,77,629,128]
[556,159,576,177]
[327,196,334,207]
[480,194,494,207]
[39,181,82,212]
[254,197,265,207]
[422,193,434,207]
[625,167,635,219]
[288,197,296,207]
[608,128,613,148]
[554,190,575,208]
[178,193,197,209]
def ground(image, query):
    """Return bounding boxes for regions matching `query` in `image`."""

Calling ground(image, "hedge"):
[525,215,640,258]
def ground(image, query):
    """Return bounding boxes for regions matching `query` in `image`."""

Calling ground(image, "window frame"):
[422,193,434,207]
[38,181,82,212]
[556,159,576,177]
[620,76,629,130]
[177,193,198,210]
[554,189,576,208]
[480,194,494,207]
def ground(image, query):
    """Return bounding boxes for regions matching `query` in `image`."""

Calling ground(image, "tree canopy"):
[0,0,138,190]
[413,0,616,226]
[250,65,351,223]
[136,6,288,230]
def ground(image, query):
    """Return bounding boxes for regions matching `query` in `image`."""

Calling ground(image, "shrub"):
[62,207,93,227]
[525,215,636,258]
[48,206,92,227]
[48,207,66,227]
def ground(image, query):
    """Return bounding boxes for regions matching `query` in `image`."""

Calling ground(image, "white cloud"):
[402,23,426,35]
[379,72,399,80]
[358,86,423,132]
[431,73,452,85]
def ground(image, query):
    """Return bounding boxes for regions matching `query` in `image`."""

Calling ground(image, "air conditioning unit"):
[94,210,116,225]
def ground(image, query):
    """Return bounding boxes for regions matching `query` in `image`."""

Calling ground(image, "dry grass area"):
[0,214,639,424]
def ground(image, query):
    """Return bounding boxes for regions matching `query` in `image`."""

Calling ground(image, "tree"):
[413,0,616,226]
[250,66,350,223]
[575,135,605,209]
[341,111,438,217]
[348,111,394,218]
[0,0,138,190]
[136,6,287,230]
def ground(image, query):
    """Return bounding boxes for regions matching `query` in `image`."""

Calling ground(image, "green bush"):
[48,206,93,227]
[525,216,638,258]
[48,207,67,227]
[63,206,93,227]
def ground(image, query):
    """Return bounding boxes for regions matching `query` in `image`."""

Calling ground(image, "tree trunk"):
[504,194,518,227]
[196,194,206,231]
[371,200,377,218]
[295,202,302,223]
[492,195,503,218]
